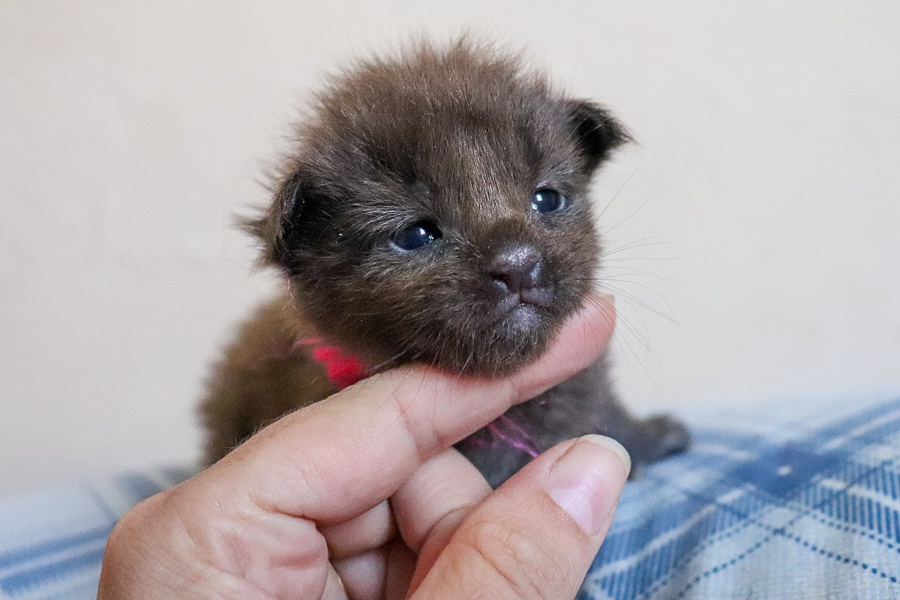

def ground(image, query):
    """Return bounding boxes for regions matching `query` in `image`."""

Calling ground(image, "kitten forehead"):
[295,45,587,231]
[423,125,524,220]
[303,44,574,172]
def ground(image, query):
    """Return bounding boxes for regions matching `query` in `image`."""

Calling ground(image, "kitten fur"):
[200,40,689,487]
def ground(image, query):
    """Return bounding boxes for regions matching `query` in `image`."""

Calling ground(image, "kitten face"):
[249,43,627,374]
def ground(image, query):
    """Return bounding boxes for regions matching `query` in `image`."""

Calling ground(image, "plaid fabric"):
[2,392,899,599]
[582,391,900,599]
[0,468,192,600]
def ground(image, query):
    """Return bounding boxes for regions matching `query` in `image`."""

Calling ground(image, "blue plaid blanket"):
[3,392,900,599]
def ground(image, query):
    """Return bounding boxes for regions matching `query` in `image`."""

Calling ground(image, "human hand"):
[97,297,628,600]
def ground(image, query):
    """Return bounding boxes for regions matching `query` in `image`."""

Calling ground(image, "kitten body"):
[200,41,689,486]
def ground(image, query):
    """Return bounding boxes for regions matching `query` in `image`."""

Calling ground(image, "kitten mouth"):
[518,288,554,307]
[495,288,554,318]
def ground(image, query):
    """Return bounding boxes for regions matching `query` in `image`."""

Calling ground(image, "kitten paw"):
[626,414,691,476]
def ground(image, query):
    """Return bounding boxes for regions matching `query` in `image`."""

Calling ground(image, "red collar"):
[297,338,367,390]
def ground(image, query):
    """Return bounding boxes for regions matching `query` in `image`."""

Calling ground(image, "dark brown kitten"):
[200,40,689,486]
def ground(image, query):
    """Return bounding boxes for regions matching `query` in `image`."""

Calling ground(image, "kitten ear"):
[240,176,305,268]
[567,101,631,173]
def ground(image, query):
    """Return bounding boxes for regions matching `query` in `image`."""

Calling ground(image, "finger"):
[332,547,386,600]
[409,435,630,600]
[331,450,486,599]
[322,564,350,600]
[222,296,615,522]
[331,539,415,600]
[332,450,487,599]
[392,447,491,596]
[391,447,490,554]
[322,500,396,559]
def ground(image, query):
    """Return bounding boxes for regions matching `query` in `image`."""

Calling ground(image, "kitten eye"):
[531,188,566,213]
[392,220,442,251]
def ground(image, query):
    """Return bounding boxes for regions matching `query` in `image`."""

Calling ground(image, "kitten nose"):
[489,244,543,293]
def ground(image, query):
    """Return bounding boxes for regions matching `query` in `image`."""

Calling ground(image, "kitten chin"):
[199,39,690,482]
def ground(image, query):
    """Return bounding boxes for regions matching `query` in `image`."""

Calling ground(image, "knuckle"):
[111,492,165,540]
[102,492,170,567]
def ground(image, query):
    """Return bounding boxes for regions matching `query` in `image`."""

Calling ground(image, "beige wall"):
[2,1,899,496]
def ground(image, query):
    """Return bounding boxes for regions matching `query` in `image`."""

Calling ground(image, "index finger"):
[206,296,615,523]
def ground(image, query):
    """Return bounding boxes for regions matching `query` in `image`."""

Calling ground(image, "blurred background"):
[2,1,898,496]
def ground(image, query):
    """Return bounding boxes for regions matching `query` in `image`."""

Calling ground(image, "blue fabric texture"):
[583,391,900,599]
[2,392,900,599]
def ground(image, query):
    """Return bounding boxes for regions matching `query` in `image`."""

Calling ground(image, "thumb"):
[409,435,630,600]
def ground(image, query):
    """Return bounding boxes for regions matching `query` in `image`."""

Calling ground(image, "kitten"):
[199,40,689,487]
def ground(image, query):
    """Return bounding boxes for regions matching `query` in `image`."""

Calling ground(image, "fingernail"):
[544,435,630,536]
